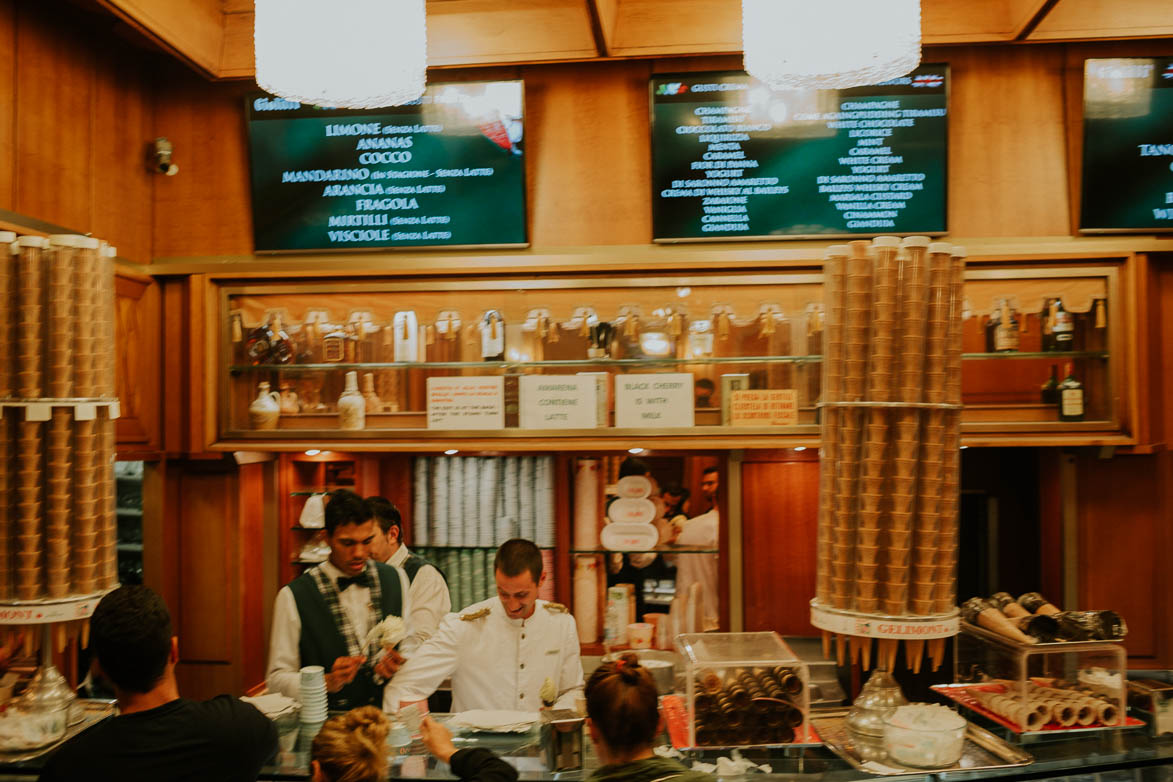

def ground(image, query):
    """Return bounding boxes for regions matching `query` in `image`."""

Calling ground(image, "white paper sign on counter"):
[519,375,597,429]
[614,373,694,428]
[427,376,505,430]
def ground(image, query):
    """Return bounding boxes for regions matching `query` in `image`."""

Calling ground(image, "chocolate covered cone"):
[962,597,1037,644]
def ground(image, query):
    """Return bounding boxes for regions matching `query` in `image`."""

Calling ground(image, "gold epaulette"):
[460,607,491,621]
[543,602,568,614]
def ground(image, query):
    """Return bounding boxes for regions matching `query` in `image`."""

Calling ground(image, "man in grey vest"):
[366,496,451,654]
[266,490,412,711]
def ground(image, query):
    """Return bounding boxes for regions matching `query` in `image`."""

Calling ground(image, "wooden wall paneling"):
[160,278,190,453]
[238,460,268,691]
[177,465,238,661]
[90,41,154,264]
[740,456,819,635]
[114,269,161,456]
[942,45,1071,238]
[141,459,176,607]
[152,64,254,257]
[1076,452,1160,664]
[608,0,739,57]
[523,59,652,247]
[14,3,94,232]
[0,0,15,209]
[1160,256,1173,447]
[375,453,416,540]
[554,453,572,607]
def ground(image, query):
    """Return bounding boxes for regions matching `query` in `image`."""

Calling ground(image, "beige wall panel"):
[1030,0,1173,40]
[524,59,652,246]
[943,45,1071,237]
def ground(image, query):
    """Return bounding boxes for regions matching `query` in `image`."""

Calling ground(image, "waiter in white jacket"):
[365,496,451,655]
[385,539,583,713]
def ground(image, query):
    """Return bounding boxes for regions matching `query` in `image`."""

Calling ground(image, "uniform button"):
[520,663,525,669]
[521,633,526,639]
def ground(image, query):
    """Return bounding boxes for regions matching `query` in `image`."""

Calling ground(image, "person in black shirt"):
[39,585,276,782]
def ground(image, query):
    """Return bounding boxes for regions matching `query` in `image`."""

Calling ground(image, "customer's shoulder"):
[194,694,271,725]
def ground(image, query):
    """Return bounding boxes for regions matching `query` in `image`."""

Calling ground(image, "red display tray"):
[660,693,821,750]
[932,683,1144,734]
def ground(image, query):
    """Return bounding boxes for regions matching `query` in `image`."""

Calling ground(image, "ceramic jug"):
[248,381,280,430]
[361,372,381,414]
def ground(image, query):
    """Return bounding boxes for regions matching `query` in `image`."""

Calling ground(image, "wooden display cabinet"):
[277,451,363,586]
[210,258,1131,450]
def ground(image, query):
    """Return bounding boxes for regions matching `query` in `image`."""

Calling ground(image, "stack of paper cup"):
[299,665,328,724]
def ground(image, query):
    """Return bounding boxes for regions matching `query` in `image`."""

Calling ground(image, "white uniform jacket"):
[384,597,584,713]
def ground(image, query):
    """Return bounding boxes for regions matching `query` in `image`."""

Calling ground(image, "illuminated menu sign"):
[1081,58,1173,233]
[246,81,527,251]
[650,66,949,241]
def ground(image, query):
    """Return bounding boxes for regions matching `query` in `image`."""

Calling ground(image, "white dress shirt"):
[385,545,451,655]
[673,510,719,631]
[266,559,412,701]
[384,597,583,713]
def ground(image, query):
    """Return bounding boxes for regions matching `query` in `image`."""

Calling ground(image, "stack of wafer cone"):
[17,236,46,399]
[0,415,10,601]
[46,237,76,399]
[16,420,43,600]
[98,413,117,588]
[98,244,117,398]
[73,418,99,594]
[45,409,72,598]
[0,232,14,400]
[73,241,98,398]
[815,237,965,674]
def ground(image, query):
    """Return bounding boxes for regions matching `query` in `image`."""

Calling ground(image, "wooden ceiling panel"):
[608,0,739,56]
[99,0,224,75]
[427,0,598,65]
[1029,0,1173,40]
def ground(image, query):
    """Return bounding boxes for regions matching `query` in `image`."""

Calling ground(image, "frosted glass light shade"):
[255,0,427,109]
[742,0,921,91]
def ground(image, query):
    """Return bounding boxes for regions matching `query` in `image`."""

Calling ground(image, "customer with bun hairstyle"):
[310,706,389,782]
[585,653,713,782]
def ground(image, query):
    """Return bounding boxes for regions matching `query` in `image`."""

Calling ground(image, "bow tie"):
[337,572,371,591]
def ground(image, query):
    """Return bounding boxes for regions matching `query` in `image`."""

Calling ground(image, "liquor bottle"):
[245,319,274,365]
[229,312,246,365]
[269,315,294,364]
[1058,362,1085,422]
[1052,298,1074,350]
[992,297,1019,353]
[1040,297,1057,352]
[1040,364,1059,405]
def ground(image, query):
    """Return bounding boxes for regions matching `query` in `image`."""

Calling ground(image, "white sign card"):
[614,373,695,428]
[426,376,505,430]
[519,375,598,429]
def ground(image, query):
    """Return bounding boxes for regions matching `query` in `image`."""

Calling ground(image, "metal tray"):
[811,711,1034,776]
[0,698,114,763]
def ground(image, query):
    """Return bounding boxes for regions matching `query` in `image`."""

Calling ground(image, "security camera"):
[150,137,179,176]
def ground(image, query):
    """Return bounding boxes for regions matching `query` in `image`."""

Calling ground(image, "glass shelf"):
[231,351,1108,373]
[571,547,719,554]
[416,545,555,551]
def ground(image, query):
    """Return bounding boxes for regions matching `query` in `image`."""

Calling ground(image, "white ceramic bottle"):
[337,370,366,430]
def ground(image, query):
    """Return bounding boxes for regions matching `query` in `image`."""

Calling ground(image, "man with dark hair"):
[39,586,276,782]
[384,538,583,712]
[267,489,412,711]
[700,465,719,510]
[365,495,451,653]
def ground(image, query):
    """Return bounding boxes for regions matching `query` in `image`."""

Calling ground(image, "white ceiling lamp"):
[742,0,921,91]
[255,0,427,108]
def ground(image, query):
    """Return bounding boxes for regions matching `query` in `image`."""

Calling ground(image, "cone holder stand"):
[0,591,112,625]
[810,600,958,639]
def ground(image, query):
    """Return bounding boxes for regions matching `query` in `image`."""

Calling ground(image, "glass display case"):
[215,264,1122,443]
[674,631,810,748]
[940,622,1130,734]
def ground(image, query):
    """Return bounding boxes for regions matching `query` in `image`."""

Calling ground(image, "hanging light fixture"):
[255,0,427,109]
[742,0,921,91]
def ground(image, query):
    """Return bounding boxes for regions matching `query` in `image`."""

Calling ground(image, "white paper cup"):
[627,622,654,649]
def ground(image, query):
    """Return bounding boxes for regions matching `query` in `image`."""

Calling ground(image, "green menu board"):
[650,66,949,242]
[1081,58,1173,233]
[246,81,527,251]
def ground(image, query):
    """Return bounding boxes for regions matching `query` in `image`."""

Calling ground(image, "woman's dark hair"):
[90,585,173,693]
[325,489,372,535]
[585,652,660,757]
